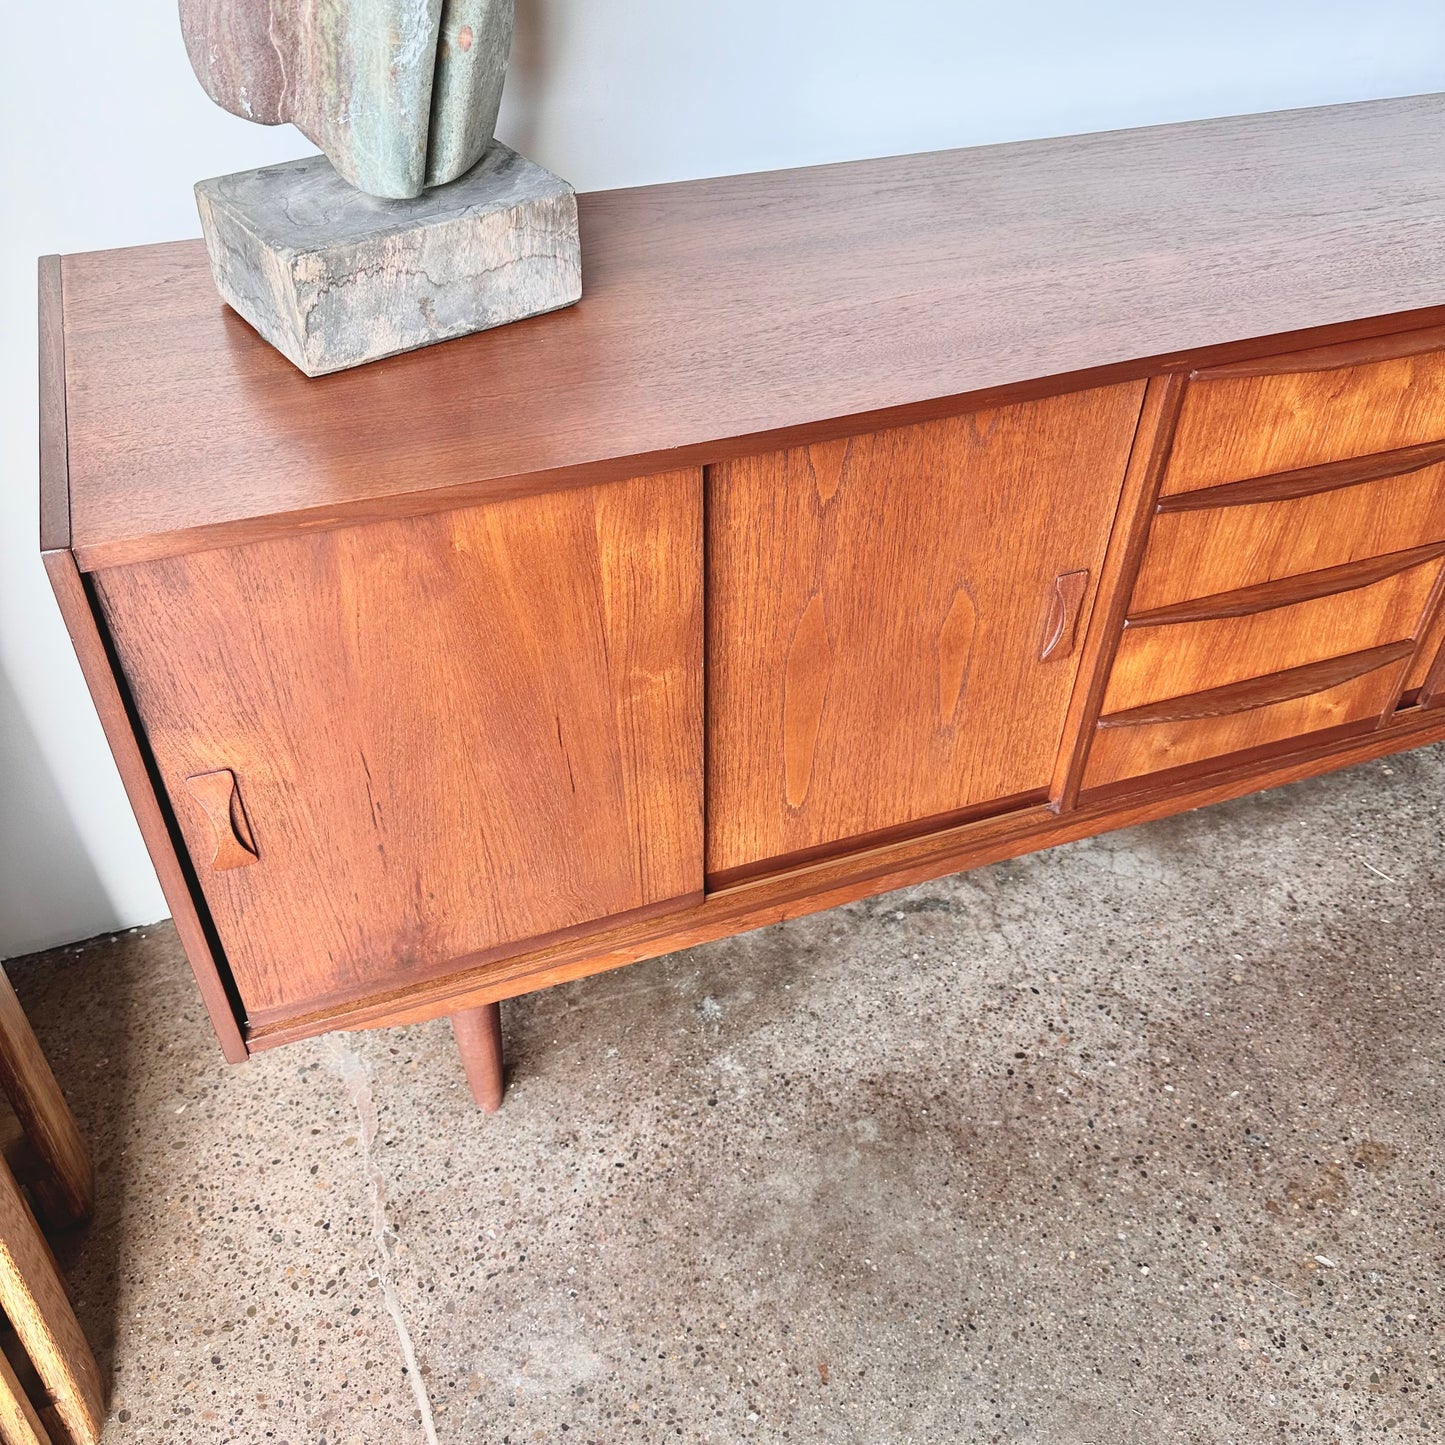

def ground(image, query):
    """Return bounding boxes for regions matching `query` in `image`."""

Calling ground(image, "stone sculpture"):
[181,0,582,375]
[180,0,515,199]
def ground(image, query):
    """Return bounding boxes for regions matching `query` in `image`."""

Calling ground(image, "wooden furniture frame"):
[0,969,101,1445]
[40,95,1445,1109]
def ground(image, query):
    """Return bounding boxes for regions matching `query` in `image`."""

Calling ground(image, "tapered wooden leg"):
[451,1003,505,1112]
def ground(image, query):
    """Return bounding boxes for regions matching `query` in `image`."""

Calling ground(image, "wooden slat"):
[0,1160,102,1445]
[1126,543,1445,627]
[52,94,1445,569]
[0,1346,51,1445]
[0,971,91,1231]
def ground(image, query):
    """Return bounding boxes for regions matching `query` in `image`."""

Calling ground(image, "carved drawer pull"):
[1097,640,1413,727]
[184,770,259,871]
[1040,569,1090,662]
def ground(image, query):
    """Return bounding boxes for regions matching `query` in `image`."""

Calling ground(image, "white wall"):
[2,1,1442,958]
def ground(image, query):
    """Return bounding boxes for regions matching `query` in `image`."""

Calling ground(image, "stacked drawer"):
[1082,334,1445,792]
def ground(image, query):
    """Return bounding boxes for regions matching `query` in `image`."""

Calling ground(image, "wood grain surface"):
[1098,642,1415,727]
[247,701,1445,1049]
[1050,375,1185,810]
[0,971,92,1232]
[1153,439,1445,514]
[1422,635,1445,705]
[1127,543,1445,627]
[1404,595,1445,702]
[93,473,703,1019]
[1102,559,1445,717]
[37,258,69,554]
[1135,456,1445,610]
[45,94,1445,1066]
[705,383,1143,875]
[0,1159,102,1445]
[41,552,249,1062]
[450,1003,505,1113]
[1084,651,1411,790]
[0,1345,51,1445]
[1164,328,1445,495]
[54,94,1445,569]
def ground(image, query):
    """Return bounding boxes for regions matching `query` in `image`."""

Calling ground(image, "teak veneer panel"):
[251,704,1445,1048]
[41,552,248,1061]
[1099,643,1415,727]
[706,383,1143,875]
[1128,544,1445,627]
[1164,328,1445,496]
[1133,456,1445,612]
[93,474,703,1018]
[1083,653,1412,791]
[52,93,1445,569]
[1102,560,1445,717]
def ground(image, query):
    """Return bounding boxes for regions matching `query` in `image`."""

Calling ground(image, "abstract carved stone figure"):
[180,0,515,199]
[179,0,581,376]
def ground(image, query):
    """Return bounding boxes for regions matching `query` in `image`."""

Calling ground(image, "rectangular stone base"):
[195,145,582,377]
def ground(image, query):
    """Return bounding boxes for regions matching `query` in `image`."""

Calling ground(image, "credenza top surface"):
[48,92,1445,568]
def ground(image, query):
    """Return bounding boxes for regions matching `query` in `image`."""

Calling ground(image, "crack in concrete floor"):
[328,1036,439,1445]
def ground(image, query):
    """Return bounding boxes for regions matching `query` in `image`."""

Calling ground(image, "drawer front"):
[1163,328,1445,497]
[1101,557,1444,719]
[1083,645,1413,791]
[95,472,704,1023]
[1133,453,1445,613]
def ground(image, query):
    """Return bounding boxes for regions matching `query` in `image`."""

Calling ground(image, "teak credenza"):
[40,95,1445,1109]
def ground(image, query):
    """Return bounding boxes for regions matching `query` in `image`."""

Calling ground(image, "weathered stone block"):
[195,144,581,377]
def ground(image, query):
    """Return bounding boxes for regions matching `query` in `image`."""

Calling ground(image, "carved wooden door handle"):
[1040,569,1090,662]
[184,769,259,870]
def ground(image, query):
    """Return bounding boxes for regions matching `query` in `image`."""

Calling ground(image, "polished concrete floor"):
[7,744,1445,1444]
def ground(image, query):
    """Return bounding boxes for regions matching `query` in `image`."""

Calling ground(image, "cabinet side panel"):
[91,472,703,1020]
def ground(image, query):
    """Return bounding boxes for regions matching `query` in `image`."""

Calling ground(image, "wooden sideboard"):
[40,95,1445,1108]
